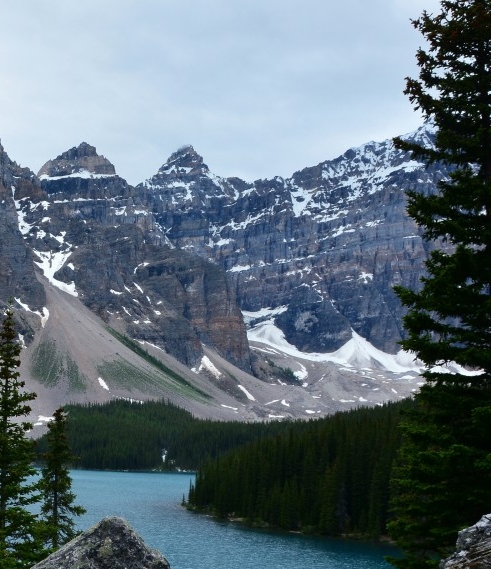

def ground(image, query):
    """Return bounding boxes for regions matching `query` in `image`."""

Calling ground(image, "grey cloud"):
[1,0,440,185]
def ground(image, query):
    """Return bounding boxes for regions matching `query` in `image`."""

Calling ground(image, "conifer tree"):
[388,2,491,568]
[0,303,44,568]
[39,407,85,551]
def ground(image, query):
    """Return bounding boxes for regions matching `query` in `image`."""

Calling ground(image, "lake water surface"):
[71,470,396,569]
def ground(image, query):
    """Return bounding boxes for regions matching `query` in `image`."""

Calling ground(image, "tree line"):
[42,399,298,471]
[39,394,412,540]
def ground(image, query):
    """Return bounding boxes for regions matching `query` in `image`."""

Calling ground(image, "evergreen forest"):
[188,400,410,538]
[36,399,298,470]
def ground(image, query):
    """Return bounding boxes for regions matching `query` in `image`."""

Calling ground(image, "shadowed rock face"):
[8,142,252,371]
[0,141,46,321]
[31,517,171,569]
[138,123,451,354]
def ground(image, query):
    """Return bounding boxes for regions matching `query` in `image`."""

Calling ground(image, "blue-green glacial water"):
[71,470,396,569]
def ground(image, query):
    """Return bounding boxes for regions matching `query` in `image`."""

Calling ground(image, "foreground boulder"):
[440,514,491,568]
[31,517,170,569]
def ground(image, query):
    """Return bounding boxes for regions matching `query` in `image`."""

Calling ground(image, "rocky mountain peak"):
[157,144,208,177]
[139,144,239,205]
[1,123,456,421]
[37,142,116,179]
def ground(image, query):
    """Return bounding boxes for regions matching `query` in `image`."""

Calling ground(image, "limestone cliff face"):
[3,124,451,373]
[10,142,251,370]
[139,123,449,353]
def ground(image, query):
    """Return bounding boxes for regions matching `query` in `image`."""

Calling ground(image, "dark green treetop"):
[394,0,491,377]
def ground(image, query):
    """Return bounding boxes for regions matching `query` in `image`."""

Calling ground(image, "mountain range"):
[0,124,452,428]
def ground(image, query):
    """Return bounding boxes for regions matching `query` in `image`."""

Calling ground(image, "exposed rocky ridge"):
[440,514,491,569]
[139,122,450,353]
[31,517,170,569]
[0,141,46,340]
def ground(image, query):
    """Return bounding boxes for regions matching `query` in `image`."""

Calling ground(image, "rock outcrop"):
[38,142,117,179]
[31,517,170,569]
[440,514,491,569]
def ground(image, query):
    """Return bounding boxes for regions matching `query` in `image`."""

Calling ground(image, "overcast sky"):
[0,0,441,186]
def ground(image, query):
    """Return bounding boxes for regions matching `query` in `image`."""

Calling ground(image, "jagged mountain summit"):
[38,142,116,178]
[19,142,251,370]
[139,122,448,355]
[0,125,451,424]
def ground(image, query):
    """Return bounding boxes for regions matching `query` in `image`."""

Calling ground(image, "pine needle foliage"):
[42,399,296,471]
[387,2,491,567]
[188,401,409,539]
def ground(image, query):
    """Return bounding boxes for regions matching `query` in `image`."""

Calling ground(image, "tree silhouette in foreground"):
[0,304,44,568]
[39,407,86,551]
[388,2,491,568]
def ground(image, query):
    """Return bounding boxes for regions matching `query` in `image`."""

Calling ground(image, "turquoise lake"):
[70,469,396,569]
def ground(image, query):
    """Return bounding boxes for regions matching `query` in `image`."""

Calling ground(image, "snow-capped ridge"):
[399,120,437,151]
[39,170,116,181]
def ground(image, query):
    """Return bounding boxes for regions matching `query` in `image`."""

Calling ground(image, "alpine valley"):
[0,123,457,428]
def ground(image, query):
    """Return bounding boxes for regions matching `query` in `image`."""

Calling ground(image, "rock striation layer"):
[31,517,170,569]
[0,140,46,341]
[10,142,252,370]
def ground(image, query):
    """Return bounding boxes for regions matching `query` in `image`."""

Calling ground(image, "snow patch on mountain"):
[238,385,255,401]
[248,318,418,373]
[192,355,222,378]
[98,377,110,391]
[247,312,483,383]
[242,306,288,324]
[15,297,49,328]
[33,249,78,297]
[38,170,115,181]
